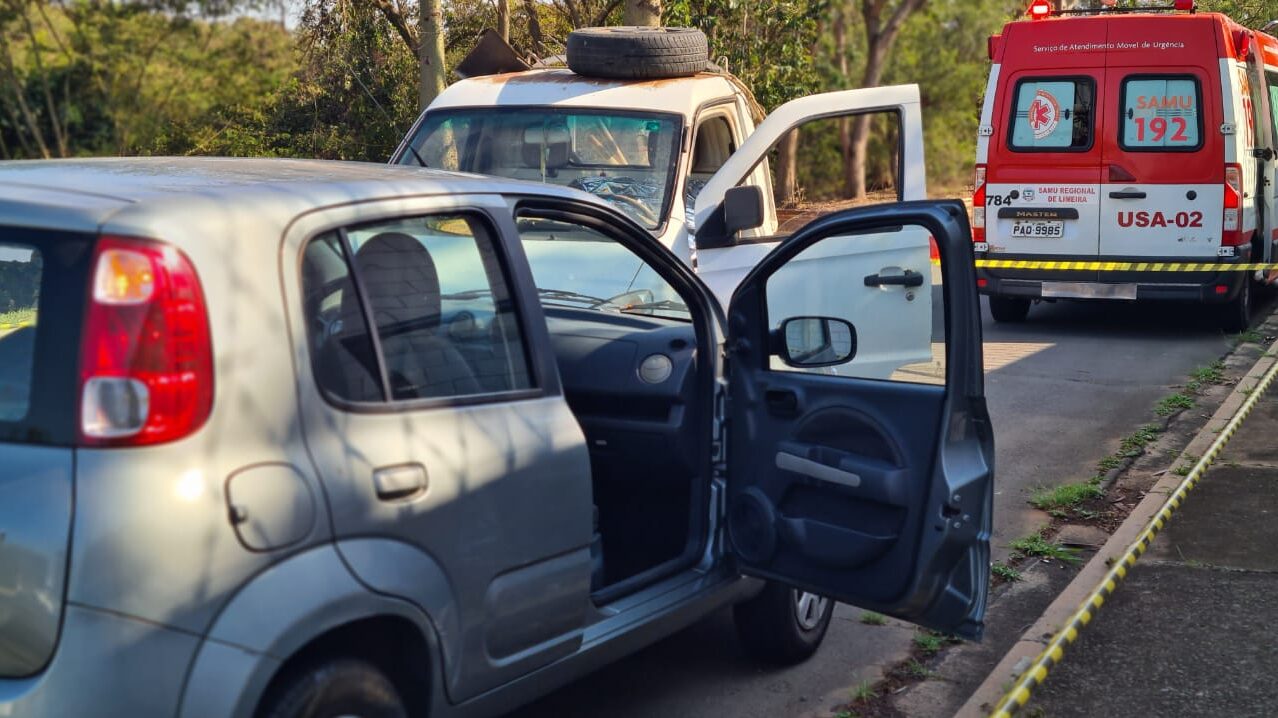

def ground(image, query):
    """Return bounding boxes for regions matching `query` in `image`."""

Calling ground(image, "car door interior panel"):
[543,307,703,591]
[731,377,946,601]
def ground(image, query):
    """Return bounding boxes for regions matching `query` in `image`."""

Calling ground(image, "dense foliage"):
[0,258,40,313]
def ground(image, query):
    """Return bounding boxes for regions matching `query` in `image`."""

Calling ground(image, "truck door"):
[1099,66,1220,260]
[691,85,934,379]
[722,201,993,638]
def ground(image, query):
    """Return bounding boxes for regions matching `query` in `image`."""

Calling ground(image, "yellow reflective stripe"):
[974,260,1278,272]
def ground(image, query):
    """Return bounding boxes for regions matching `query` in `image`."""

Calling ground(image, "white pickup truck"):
[392,27,941,380]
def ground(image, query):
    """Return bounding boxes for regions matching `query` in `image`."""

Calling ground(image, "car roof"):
[0,156,595,233]
[428,68,738,116]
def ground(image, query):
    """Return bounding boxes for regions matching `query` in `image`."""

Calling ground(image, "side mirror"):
[1254,148,1275,162]
[772,316,857,368]
[724,185,765,236]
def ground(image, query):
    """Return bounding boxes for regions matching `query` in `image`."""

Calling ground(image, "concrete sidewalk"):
[1022,390,1278,717]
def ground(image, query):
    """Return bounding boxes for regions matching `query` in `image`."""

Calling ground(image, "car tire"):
[1219,277,1251,333]
[566,27,708,80]
[733,581,834,666]
[988,296,1031,323]
[259,658,408,718]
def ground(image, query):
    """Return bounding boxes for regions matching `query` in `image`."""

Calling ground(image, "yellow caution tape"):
[975,259,1278,272]
[987,350,1278,718]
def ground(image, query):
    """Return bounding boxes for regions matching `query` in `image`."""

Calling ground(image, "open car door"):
[692,84,932,379]
[723,200,993,639]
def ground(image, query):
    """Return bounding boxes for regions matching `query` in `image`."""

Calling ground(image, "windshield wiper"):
[441,288,492,300]
[537,288,611,306]
[614,299,688,315]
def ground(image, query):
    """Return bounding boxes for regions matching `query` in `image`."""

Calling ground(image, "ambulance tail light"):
[972,165,986,244]
[1222,164,1244,246]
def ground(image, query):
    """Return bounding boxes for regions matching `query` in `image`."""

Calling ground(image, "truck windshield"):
[399,108,682,230]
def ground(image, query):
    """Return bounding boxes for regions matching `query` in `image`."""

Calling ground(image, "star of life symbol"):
[1028,90,1061,140]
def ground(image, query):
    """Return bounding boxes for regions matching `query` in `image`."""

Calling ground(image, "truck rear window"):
[1120,75,1202,151]
[0,229,92,445]
[1008,78,1095,152]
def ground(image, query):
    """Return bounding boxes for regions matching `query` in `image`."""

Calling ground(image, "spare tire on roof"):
[566,27,708,80]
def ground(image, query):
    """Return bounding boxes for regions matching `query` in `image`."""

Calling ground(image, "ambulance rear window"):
[1120,75,1202,151]
[1008,78,1094,152]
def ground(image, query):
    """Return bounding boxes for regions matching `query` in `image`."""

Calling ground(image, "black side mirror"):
[1254,148,1275,162]
[724,185,765,236]
[771,316,857,368]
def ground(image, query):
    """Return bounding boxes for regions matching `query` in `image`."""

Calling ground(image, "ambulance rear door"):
[1098,17,1224,259]
[983,16,1109,286]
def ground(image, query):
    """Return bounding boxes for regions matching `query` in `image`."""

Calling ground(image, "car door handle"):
[373,463,428,501]
[864,269,923,288]
[1108,191,1146,199]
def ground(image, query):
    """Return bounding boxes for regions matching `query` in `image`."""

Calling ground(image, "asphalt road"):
[512,294,1261,718]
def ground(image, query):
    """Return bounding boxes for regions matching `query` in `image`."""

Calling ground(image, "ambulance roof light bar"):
[1040,0,1196,18]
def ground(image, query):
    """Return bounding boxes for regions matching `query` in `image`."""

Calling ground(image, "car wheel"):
[988,296,1031,323]
[733,581,834,665]
[566,27,708,80]
[1219,278,1251,333]
[259,658,408,718]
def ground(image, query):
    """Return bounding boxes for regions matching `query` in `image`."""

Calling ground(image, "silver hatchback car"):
[0,158,993,718]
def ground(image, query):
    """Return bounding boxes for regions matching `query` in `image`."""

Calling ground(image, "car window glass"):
[764,224,945,385]
[303,216,533,405]
[1009,78,1094,151]
[1269,74,1278,142]
[1121,76,1201,150]
[401,109,682,230]
[515,216,690,322]
[762,110,903,236]
[302,233,385,403]
[344,215,533,399]
[0,244,41,421]
[687,115,736,209]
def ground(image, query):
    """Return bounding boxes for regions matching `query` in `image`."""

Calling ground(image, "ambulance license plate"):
[1011,220,1063,238]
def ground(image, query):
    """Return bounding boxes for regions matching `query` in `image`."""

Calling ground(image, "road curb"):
[954,330,1278,718]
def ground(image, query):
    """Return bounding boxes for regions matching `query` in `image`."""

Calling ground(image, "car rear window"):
[1120,75,1202,151]
[0,229,92,446]
[1008,77,1095,152]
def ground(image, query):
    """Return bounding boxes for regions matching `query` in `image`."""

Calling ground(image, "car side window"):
[302,214,533,405]
[686,114,736,210]
[763,225,946,386]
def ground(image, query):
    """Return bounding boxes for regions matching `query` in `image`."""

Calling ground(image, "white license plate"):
[1011,220,1063,238]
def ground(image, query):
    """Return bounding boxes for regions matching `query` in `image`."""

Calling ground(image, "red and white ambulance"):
[974,0,1278,329]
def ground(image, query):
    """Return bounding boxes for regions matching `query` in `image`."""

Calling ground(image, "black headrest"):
[522,124,571,169]
[340,232,441,332]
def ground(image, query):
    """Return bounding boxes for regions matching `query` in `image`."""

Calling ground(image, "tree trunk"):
[834,8,854,197]
[846,39,890,198]
[523,0,545,55]
[419,0,446,110]
[776,128,799,205]
[623,0,660,26]
[497,0,510,41]
[846,0,926,198]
